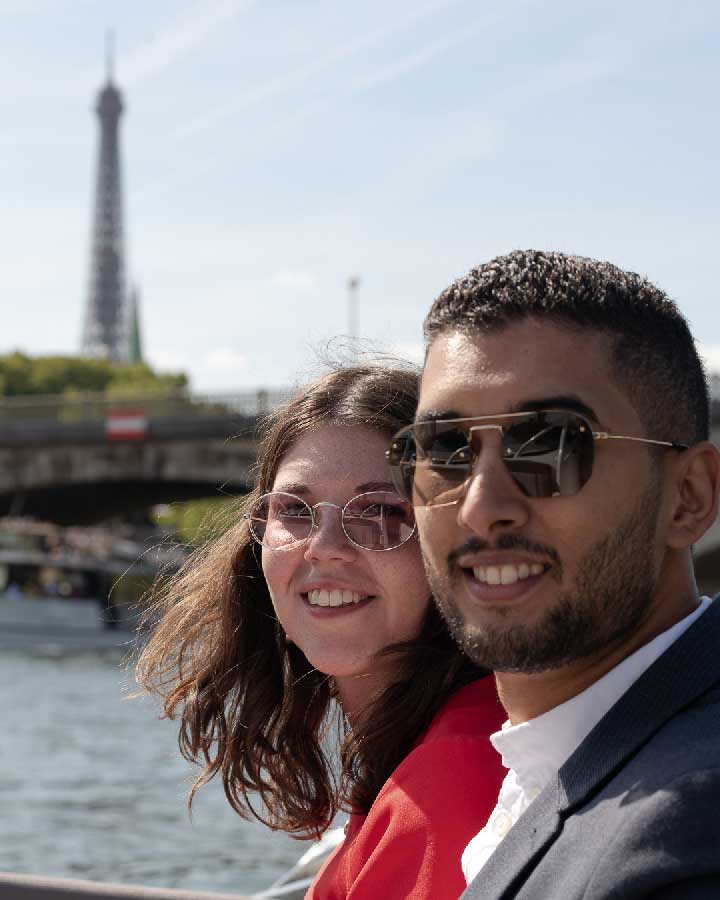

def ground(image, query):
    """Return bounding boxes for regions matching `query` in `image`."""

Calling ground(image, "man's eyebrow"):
[356,480,396,493]
[414,409,463,424]
[415,396,600,424]
[516,395,600,423]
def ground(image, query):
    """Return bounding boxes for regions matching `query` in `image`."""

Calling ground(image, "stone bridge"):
[0,391,718,592]
[0,391,285,524]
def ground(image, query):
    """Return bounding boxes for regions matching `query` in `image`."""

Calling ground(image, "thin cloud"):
[269,270,319,291]
[351,7,520,92]
[0,0,88,12]
[146,349,187,372]
[496,55,620,108]
[173,0,469,141]
[123,0,259,87]
[131,99,332,202]
[204,348,248,372]
[698,343,720,375]
[389,41,618,187]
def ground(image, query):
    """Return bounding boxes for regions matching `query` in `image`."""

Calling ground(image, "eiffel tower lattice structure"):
[81,39,132,362]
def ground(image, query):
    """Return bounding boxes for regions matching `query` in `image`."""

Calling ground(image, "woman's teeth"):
[307,589,364,607]
[472,563,544,585]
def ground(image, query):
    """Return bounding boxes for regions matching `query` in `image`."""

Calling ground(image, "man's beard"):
[422,480,662,674]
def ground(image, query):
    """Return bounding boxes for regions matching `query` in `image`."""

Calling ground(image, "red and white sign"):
[105,410,148,441]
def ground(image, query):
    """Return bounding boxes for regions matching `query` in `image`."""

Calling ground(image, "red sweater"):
[305,675,505,900]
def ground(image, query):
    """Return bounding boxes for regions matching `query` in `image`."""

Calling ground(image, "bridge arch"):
[0,392,266,524]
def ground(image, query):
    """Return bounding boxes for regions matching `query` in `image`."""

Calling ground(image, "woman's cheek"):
[262,554,294,623]
[261,547,288,595]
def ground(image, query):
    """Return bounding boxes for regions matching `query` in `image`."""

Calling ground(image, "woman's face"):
[262,425,431,701]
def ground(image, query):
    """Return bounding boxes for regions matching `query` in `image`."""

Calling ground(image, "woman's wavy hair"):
[136,365,485,839]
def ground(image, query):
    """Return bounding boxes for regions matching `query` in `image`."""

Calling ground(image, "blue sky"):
[2,0,720,391]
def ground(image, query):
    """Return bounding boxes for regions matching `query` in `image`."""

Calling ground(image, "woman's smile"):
[304,588,372,608]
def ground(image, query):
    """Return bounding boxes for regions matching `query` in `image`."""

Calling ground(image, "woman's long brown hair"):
[135,365,485,839]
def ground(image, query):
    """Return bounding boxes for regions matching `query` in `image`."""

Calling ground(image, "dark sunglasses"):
[386,409,689,506]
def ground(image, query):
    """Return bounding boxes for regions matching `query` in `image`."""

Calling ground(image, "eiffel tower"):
[81,37,139,362]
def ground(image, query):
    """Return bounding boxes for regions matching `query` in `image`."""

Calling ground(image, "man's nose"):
[303,504,357,561]
[456,446,531,539]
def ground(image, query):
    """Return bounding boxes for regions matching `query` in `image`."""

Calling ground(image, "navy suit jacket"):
[461,597,720,900]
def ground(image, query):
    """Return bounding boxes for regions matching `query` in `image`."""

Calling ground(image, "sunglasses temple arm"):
[593,433,689,450]
[556,424,568,487]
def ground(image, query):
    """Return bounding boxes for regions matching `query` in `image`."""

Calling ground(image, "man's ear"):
[665,441,720,550]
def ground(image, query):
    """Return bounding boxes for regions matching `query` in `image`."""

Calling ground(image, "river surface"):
[0,649,306,896]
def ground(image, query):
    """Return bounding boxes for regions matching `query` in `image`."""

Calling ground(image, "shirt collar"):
[490,596,712,789]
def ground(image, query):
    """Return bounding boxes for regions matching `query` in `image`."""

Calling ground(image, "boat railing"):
[0,828,344,900]
[0,871,252,900]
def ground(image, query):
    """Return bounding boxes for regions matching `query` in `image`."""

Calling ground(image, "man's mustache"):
[447,533,562,574]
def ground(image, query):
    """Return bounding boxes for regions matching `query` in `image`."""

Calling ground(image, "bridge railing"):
[0,389,291,426]
[1,381,719,426]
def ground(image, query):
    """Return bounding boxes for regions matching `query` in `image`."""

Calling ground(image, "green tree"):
[29,356,114,394]
[0,352,187,397]
[151,497,239,545]
[0,352,34,395]
[106,362,187,395]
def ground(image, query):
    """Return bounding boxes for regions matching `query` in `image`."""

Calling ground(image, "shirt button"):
[527,787,541,802]
[492,811,513,838]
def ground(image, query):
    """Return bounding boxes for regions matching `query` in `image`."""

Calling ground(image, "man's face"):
[416,320,667,674]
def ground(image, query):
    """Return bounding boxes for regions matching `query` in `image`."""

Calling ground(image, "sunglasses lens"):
[343,492,416,550]
[388,412,595,505]
[389,423,472,507]
[248,492,313,548]
[504,460,564,498]
[503,412,593,497]
[387,431,417,500]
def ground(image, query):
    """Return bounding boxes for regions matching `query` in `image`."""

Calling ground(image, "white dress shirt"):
[462,596,713,886]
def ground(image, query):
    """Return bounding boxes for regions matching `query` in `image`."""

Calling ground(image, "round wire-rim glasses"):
[246,490,417,552]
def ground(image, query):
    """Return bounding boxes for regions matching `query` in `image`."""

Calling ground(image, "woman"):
[136,365,505,900]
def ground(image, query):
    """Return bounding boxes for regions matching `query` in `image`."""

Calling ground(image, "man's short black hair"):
[424,249,710,444]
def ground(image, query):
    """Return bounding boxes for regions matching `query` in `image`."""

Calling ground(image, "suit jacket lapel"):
[462,598,720,900]
[558,598,720,811]
[460,777,564,900]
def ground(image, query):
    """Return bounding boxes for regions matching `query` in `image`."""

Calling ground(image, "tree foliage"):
[0,352,187,397]
[151,497,239,545]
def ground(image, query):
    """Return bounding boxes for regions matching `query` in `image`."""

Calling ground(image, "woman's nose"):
[303,504,357,561]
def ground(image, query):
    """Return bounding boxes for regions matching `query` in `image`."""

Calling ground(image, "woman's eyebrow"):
[272,482,310,495]
[271,481,397,496]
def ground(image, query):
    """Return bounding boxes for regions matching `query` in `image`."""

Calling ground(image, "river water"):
[0,649,304,896]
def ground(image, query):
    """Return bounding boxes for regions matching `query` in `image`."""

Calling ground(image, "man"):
[387,250,720,898]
